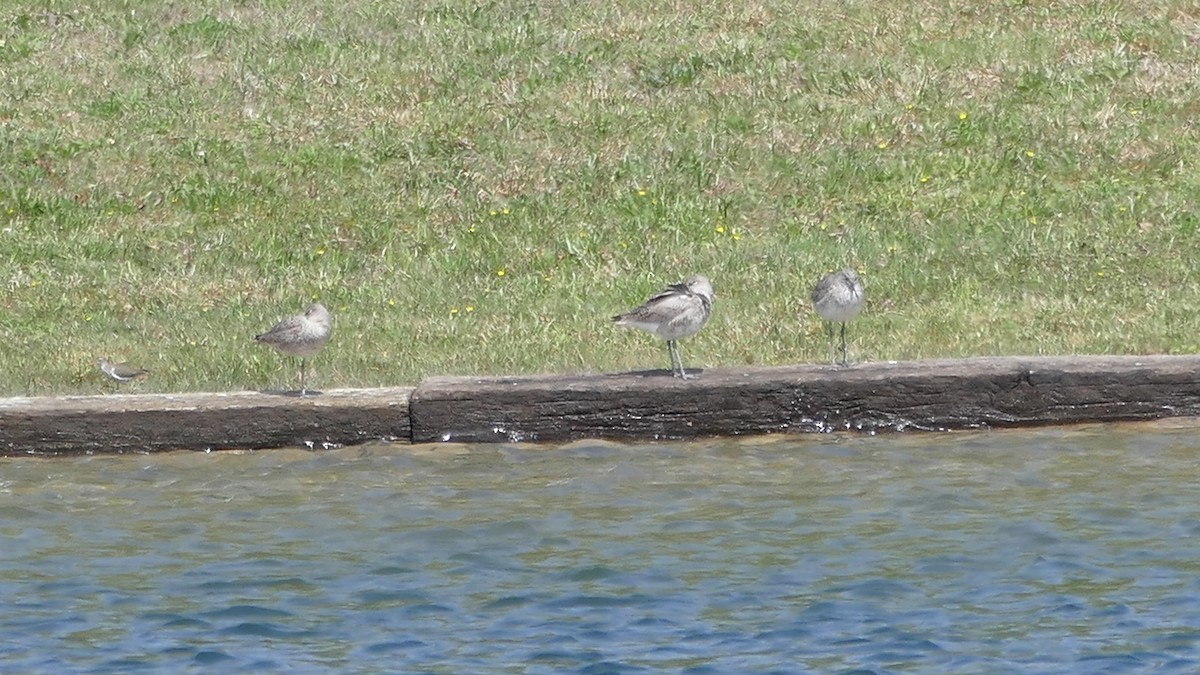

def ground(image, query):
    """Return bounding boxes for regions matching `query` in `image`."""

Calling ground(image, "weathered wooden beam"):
[4,356,1199,455]
[409,355,1200,443]
[0,388,413,456]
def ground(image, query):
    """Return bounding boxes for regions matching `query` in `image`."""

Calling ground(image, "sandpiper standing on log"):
[812,268,865,367]
[97,358,149,384]
[255,302,332,396]
[613,275,714,380]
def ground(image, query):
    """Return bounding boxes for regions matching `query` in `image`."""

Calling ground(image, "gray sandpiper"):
[97,358,149,383]
[255,302,332,395]
[811,268,865,366]
[612,275,714,379]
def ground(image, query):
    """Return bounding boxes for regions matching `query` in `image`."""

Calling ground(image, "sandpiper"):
[97,358,149,383]
[613,275,714,379]
[255,302,332,395]
[811,268,865,366]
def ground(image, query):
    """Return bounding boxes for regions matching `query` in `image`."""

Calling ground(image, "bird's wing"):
[256,316,304,341]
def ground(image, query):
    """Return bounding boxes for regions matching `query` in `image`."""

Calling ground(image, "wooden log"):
[0,388,413,456]
[4,356,1200,455]
[409,355,1200,443]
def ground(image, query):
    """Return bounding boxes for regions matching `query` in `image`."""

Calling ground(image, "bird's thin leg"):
[667,340,680,378]
[826,322,836,365]
[839,322,849,367]
[674,341,696,380]
[300,358,308,396]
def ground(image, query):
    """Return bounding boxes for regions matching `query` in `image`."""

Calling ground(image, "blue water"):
[3,423,1200,673]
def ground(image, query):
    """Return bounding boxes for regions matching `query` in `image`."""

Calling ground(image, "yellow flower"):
[731,229,742,241]
[637,188,647,196]
[465,305,474,313]
[496,268,506,277]
[958,112,968,120]
[489,209,498,216]
[450,307,459,315]
[1025,150,1035,158]
[316,247,325,256]
[1029,216,1038,224]
[389,299,396,306]
[715,225,726,234]
[877,141,888,149]
[502,208,510,215]
[919,175,930,183]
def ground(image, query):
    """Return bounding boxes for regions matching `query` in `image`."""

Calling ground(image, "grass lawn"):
[3,0,1200,395]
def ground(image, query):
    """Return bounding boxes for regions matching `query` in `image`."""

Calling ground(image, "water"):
[4,423,1200,673]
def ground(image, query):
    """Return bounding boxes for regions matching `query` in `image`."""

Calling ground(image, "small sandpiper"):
[613,275,714,379]
[811,268,865,367]
[97,358,149,383]
[255,302,332,396]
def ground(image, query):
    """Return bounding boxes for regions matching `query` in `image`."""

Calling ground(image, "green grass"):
[3,0,1200,395]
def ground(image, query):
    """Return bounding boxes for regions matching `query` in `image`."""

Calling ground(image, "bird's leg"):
[671,340,695,380]
[299,358,308,396]
[826,322,836,366]
[839,322,849,367]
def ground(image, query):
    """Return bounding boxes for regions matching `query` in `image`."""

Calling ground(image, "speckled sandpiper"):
[97,358,149,383]
[613,275,714,380]
[811,268,865,367]
[255,302,332,395]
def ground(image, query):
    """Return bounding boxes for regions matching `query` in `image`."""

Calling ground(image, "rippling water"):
[4,423,1200,673]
